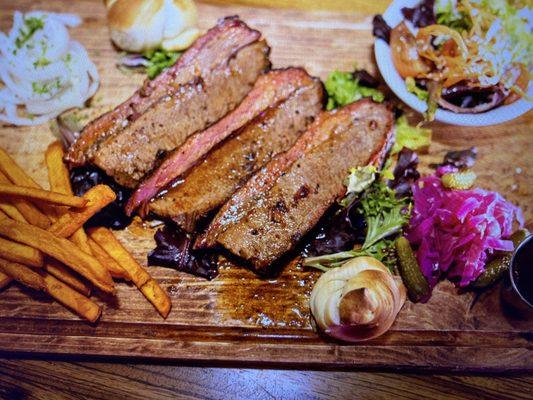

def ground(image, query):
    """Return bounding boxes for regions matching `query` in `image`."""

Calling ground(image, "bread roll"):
[105,0,200,52]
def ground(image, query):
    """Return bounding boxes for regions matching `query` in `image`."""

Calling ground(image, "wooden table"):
[0,358,532,399]
[0,0,532,398]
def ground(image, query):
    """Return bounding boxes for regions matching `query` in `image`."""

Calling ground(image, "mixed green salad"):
[374,0,532,118]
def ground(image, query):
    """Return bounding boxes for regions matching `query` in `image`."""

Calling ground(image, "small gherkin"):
[441,170,477,190]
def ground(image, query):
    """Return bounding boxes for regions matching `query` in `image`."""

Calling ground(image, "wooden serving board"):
[0,0,531,371]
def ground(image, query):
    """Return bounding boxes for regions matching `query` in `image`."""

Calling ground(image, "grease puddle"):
[215,256,319,328]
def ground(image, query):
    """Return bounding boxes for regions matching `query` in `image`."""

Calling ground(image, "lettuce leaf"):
[435,0,472,31]
[405,77,429,102]
[344,166,377,196]
[304,181,410,272]
[391,115,432,155]
[325,71,385,110]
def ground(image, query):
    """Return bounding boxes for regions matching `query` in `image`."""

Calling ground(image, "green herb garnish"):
[143,49,181,79]
[32,81,48,94]
[32,79,60,95]
[33,57,50,67]
[304,180,410,271]
[325,71,385,110]
[359,183,410,248]
[15,17,44,49]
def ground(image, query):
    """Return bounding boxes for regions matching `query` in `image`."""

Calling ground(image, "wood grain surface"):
[0,359,532,400]
[0,0,532,376]
[204,0,390,13]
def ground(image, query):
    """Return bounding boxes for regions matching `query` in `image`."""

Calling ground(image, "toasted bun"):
[106,0,200,52]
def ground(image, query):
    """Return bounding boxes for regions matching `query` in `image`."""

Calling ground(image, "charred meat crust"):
[148,76,324,232]
[65,16,267,167]
[126,67,321,216]
[200,100,394,272]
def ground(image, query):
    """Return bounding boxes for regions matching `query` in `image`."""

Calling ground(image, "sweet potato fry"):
[44,258,92,297]
[0,184,87,208]
[88,237,129,280]
[47,185,116,238]
[88,227,150,284]
[0,148,42,188]
[0,219,115,294]
[0,270,12,290]
[88,227,171,318]
[0,199,26,222]
[45,141,72,194]
[0,237,43,267]
[140,279,172,318]
[14,200,52,228]
[71,229,93,255]
[45,141,93,255]
[0,256,100,322]
[40,272,102,323]
[0,171,50,228]
[5,196,51,228]
[0,258,46,291]
[0,148,61,218]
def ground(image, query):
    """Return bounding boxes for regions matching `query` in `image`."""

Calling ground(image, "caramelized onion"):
[390,22,431,79]
[310,256,406,342]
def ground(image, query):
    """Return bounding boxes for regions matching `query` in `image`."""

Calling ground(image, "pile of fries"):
[0,143,171,322]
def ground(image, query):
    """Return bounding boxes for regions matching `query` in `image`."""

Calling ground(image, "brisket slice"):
[201,100,394,273]
[127,68,319,215]
[93,41,269,187]
[65,16,267,167]
[148,77,324,232]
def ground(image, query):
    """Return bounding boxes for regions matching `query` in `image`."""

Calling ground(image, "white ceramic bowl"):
[374,0,533,126]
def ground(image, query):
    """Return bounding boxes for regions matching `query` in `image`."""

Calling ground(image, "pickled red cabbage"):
[406,170,524,287]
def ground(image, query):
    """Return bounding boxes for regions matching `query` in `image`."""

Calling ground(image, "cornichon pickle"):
[395,236,430,302]
[471,229,529,289]
[441,170,477,190]
[471,257,510,289]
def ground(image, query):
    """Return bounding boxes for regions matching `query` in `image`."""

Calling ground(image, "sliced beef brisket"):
[66,16,270,186]
[127,68,320,215]
[149,74,324,231]
[94,41,269,187]
[201,100,394,273]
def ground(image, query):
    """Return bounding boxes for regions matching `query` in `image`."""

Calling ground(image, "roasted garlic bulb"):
[310,256,406,342]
